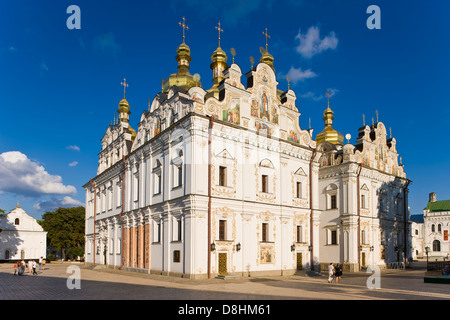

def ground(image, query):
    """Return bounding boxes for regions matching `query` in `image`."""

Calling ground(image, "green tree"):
[40,206,85,260]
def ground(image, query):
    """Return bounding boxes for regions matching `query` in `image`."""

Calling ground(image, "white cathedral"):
[83,21,411,278]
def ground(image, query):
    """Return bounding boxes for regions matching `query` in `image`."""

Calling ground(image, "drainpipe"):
[357,164,363,271]
[208,115,215,279]
[89,179,97,266]
[309,148,318,271]
[119,155,127,270]
[403,179,411,267]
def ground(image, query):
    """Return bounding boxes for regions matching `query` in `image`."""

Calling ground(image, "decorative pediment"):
[259,158,274,169]
[215,149,234,160]
[294,167,307,176]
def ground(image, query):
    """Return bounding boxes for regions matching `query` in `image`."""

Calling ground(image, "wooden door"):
[296,252,303,270]
[219,253,227,275]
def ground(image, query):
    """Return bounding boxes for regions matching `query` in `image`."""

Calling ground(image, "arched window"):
[438,224,442,232]
[5,250,10,260]
[431,224,435,232]
[433,240,441,252]
[14,218,19,225]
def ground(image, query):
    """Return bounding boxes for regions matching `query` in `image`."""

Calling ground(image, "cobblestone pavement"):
[0,260,449,301]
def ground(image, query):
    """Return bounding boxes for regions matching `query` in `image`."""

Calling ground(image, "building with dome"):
[83,19,411,278]
[0,203,47,262]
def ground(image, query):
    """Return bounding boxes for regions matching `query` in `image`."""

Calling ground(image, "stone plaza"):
[0,260,448,301]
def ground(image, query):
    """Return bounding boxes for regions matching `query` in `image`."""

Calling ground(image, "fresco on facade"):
[223,98,240,125]
[255,119,272,137]
[288,129,299,143]
[260,246,273,263]
[260,91,270,120]
[154,116,161,136]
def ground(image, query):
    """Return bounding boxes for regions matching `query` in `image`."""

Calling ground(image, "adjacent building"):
[423,192,450,258]
[0,203,47,262]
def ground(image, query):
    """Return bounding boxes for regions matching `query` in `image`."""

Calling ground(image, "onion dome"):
[315,91,344,146]
[259,48,275,72]
[162,18,202,94]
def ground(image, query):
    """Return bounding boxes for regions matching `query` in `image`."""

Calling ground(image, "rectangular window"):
[219,220,226,241]
[262,223,269,242]
[178,165,183,187]
[331,230,337,245]
[173,250,180,263]
[219,166,226,187]
[296,182,302,198]
[361,195,365,209]
[330,195,337,209]
[157,222,161,243]
[296,225,302,243]
[155,173,161,194]
[177,218,182,241]
[262,175,268,193]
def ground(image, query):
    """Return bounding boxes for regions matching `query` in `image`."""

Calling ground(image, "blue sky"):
[1,0,449,219]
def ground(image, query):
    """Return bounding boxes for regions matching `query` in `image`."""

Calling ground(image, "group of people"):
[328,263,343,283]
[13,257,45,276]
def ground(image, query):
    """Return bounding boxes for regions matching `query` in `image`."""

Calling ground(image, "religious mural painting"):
[255,119,272,138]
[251,99,259,117]
[260,245,273,263]
[260,91,270,120]
[223,98,240,125]
[154,116,161,136]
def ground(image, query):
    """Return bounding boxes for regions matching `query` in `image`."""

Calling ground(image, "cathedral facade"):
[83,22,411,278]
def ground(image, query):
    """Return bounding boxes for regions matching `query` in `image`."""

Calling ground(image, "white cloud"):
[0,151,76,197]
[93,32,121,58]
[301,91,324,101]
[295,26,338,58]
[40,60,48,72]
[301,88,339,101]
[33,196,84,212]
[285,66,318,84]
[68,161,78,167]
[66,145,80,151]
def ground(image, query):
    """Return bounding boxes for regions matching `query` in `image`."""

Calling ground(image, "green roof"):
[425,200,450,212]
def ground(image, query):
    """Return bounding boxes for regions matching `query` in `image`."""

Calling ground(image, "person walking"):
[32,260,38,275]
[335,264,342,283]
[18,261,23,276]
[13,262,17,275]
[39,257,43,270]
[328,263,335,283]
[28,260,33,274]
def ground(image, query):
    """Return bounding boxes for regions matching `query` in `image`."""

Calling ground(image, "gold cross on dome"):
[326,89,331,106]
[216,20,223,47]
[262,28,271,51]
[179,17,189,43]
[120,78,129,98]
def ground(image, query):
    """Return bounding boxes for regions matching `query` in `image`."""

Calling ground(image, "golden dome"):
[259,49,275,72]
[315,99,344,146]
[117,98,131,123]
[162,41,202,93]
[205,45,228,100]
